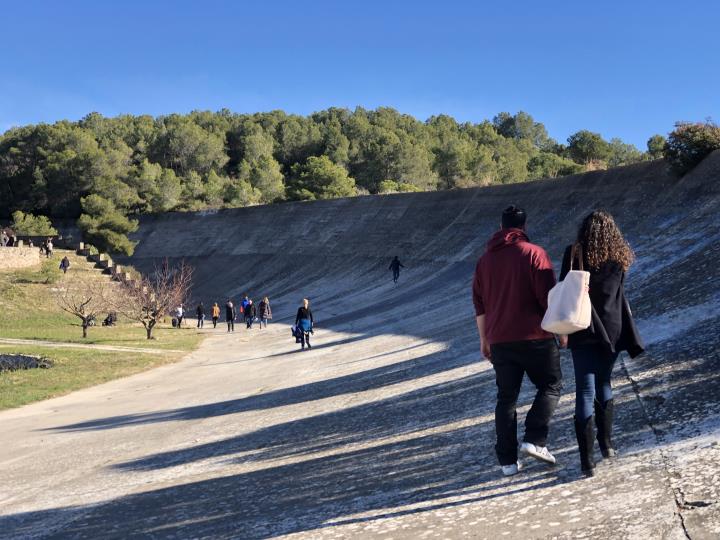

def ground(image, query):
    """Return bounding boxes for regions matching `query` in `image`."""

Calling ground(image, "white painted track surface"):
[1,153,719,539]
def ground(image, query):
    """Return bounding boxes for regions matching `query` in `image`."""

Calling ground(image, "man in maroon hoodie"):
[472,205,564,476]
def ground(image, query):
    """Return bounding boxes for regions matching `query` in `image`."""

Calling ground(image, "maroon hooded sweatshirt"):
[472,228,556,345]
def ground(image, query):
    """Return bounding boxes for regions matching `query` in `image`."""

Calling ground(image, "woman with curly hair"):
[559,210,644,477]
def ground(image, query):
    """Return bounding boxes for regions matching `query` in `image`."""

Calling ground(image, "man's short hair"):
[501,205,527,229]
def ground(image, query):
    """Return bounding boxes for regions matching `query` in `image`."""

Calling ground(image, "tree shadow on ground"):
[4,382,574,539]
[45,345,477,433]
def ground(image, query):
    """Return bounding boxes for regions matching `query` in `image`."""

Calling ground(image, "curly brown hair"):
[576,211,635,271]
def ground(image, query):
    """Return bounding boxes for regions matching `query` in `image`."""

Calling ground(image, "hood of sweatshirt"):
[487,228,529,252]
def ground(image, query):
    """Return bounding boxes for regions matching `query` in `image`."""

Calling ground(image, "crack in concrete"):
[620,355,692,540]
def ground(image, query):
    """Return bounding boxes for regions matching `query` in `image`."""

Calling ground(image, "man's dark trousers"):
[490,338,562,465]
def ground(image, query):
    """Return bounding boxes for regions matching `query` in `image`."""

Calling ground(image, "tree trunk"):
[146,320,156,339]
[82,321,88,338]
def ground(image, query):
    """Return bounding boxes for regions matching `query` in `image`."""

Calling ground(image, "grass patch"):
[0,344,187,410]
[0,250,204,409]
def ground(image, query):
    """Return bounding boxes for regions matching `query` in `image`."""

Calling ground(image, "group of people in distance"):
[473,205,643,478]
[173,295,315,351]
[177,295,274,331]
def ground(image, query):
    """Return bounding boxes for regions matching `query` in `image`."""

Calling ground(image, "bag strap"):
[570,243,584,271]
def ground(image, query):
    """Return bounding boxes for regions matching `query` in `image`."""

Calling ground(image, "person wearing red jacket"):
[472,205,565,476]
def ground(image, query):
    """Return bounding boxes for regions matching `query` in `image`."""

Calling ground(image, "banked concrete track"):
[1,153,719,539]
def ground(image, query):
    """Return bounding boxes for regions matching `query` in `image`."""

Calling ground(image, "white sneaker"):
[501,461,522,476]
[519,442,556,465]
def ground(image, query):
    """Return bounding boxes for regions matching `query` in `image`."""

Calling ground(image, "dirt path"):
[0,337,183,355]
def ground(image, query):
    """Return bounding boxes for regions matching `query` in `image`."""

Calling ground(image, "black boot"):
[574,416,595,477]
[594,399,616,458]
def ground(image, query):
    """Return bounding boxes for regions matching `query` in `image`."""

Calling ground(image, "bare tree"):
[117,260,193,339]
[54,277,116,338]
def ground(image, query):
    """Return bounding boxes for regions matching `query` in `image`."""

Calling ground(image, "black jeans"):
[227,319,234,332]
[490,339,563,465]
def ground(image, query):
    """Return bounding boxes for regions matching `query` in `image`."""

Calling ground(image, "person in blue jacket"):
[295,298,314,350]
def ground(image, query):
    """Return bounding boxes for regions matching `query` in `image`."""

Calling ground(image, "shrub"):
[77,195,138,256]
[377,180,421,194]
[663,121,720,175]
[378,180,399,193]
[10,211,57,236]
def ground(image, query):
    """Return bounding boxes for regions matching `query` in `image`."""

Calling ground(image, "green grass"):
[0,344,184,409]
[0,250,204,409]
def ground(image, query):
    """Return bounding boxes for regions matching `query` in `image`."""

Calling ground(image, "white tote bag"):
[541,244,591,334]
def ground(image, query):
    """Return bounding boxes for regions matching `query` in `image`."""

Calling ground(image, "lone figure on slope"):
[295,298,314,350]
[388,256,405,283]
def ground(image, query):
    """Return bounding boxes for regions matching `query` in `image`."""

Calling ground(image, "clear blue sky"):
[1,0,718,148]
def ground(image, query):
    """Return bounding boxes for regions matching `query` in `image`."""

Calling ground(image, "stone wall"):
[0,246,40,271]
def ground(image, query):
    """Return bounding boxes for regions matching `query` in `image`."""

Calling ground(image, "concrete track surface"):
[1,153,719,539]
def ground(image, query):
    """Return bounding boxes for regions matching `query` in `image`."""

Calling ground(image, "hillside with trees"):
[2,107,711,255]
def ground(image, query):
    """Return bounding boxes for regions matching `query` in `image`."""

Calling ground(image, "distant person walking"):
[388,256,405,283]
[0,231,8,247]
[295,298,314,350]
[245,299,257,329]
[59,256,71,274]
[258,297,272,328]
[175,304,184,328]
[560,211,644,477]
[45,238,53,258]
[196,302,205,328]
[472,205,563,476]
[225,299,236,332]
[211,302,220,328]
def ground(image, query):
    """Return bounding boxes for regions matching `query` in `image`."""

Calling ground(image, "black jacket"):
[245,303,257,317]
[225,303,236,320]
[295,306,313,325]
[560,245,644,358]
[258,300,272,319]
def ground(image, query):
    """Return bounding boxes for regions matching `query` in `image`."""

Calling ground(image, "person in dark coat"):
[245,300,257,329]
[196,302,205,328]
[388,256,405,283]
[258,297,272,329]
[225,299,236,332]
[59,256,71,274]
[559,210,644,478]
[295,298,314,349]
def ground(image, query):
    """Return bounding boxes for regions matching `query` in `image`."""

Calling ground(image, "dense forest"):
[0,107,673,253]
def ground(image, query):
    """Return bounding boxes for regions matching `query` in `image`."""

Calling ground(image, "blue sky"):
[1,0,718,148]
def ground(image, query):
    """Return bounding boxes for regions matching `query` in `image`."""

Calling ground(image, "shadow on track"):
[46,346,477,433]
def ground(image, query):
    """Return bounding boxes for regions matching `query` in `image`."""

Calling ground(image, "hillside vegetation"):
[0,108,653,252]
